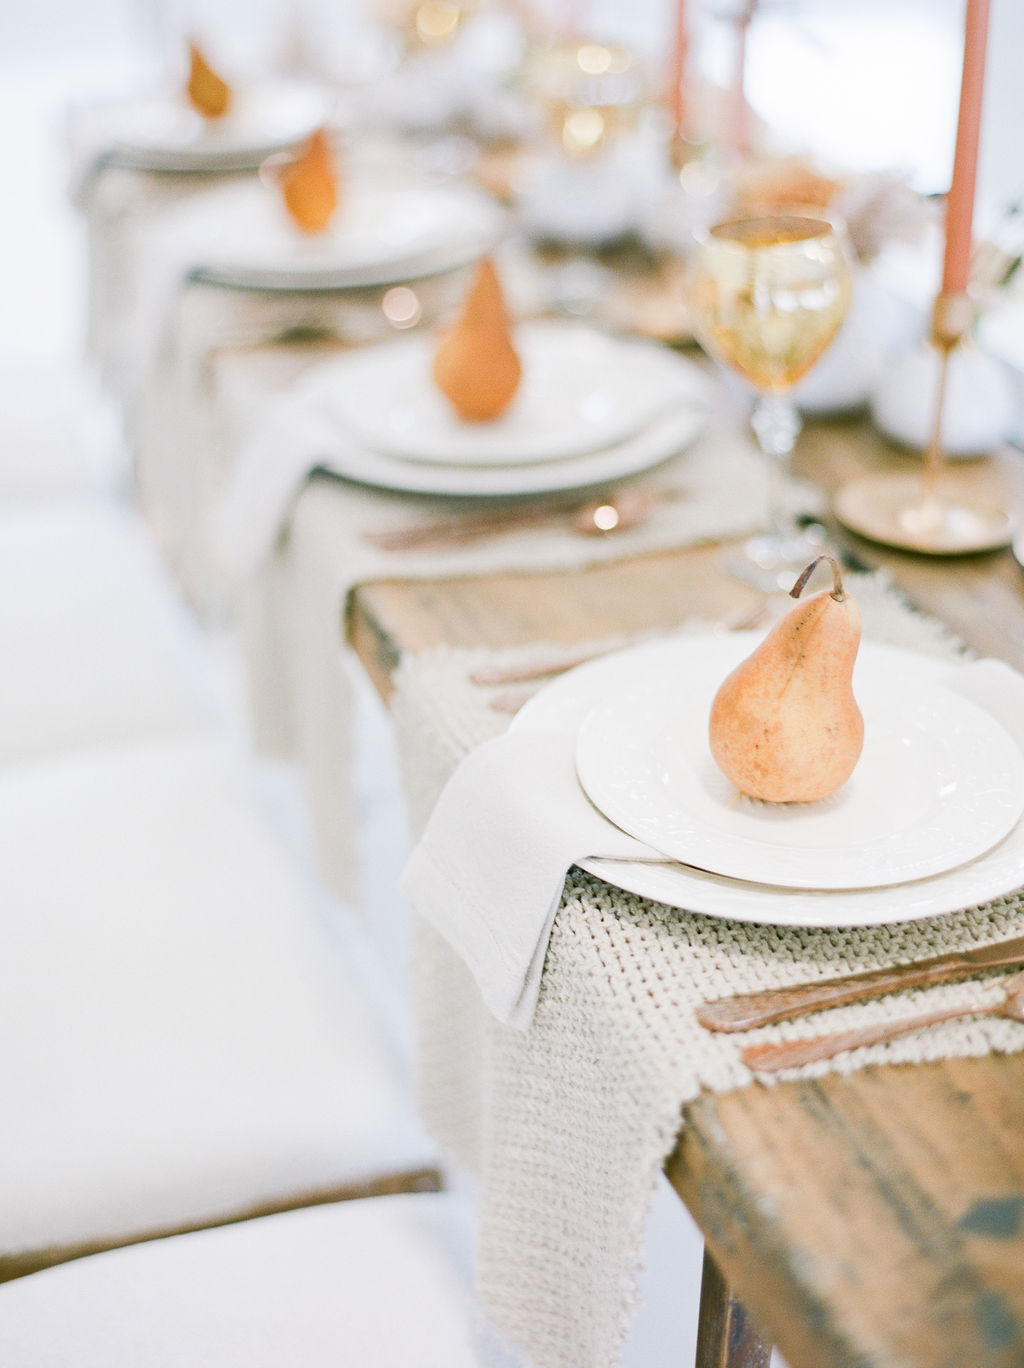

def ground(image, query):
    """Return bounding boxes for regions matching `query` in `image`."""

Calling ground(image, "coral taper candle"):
[941,0,991,295]
[667,0,687,138]
[730,1,758,159]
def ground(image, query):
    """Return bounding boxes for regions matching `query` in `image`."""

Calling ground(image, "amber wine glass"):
[688,212,852,588]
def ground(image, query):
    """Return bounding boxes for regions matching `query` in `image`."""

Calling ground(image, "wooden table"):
[348,416,1024,1368]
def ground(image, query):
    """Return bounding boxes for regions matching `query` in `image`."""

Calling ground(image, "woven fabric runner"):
[390,573,1024,1368]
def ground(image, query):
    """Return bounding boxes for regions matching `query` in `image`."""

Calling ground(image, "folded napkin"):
[399,728,656,1029]
[215,387,349,576]
[400,655,1024,1032]
[123,183,252,404]
[214,334,728,580]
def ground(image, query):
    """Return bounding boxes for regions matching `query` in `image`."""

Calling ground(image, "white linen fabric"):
[0,503,217,765]
[0,735,435,1267]
[389,580,1024,1368]
[0,1194,494,1368]
[69,122,491,610]
[73,161,246,396]
[221,414,772,901]
[400,728,653,1028]
[68,92,335,396]
[129,255,472,613]
[215,332,714,576]
[122,175,497,407]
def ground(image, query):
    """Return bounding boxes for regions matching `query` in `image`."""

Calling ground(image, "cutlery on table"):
[473,602,769,691]
[697,934,1024,1033]
[741,969,1024,1074]
[364,487,682,554]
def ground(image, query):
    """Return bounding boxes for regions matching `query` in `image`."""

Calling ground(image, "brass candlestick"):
[833,291,1014,555]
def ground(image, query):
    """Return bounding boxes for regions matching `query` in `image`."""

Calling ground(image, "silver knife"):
[696,932,1024,1033]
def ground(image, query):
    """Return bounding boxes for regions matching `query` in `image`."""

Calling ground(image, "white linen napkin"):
[214,343,718,580]
[399,727,658,1030]
[216,388,342,576]
[400,656,1024,1032]
[124,184,248,404]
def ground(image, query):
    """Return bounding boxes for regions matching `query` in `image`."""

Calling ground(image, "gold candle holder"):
[833,291,1014,555]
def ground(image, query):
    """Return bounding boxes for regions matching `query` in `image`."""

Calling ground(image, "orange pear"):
[186,40,232,120]
[708,555,864,803]
[278,128,339,234]
[433,259,522,422]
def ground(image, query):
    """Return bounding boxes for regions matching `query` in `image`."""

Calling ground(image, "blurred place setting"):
[4,1,1024,1367]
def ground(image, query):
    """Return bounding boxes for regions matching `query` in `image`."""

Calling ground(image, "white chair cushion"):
[0,737,435,1266]
[0,1194,485,1368]
[0,363,126,503]
[0,503,215,764]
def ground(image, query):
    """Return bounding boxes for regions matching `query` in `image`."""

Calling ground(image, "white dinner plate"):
[510,636,1024,926]
[576,642,1024,889]
[318,396,706,497]
[187,178,505,292]
[107,79,330,172]
[323,323,709,467]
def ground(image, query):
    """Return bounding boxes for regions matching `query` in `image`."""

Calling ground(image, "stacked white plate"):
[512,633,1024,928]
[141,171,505,294]
[314,320,711,497]
[103,78,332,173]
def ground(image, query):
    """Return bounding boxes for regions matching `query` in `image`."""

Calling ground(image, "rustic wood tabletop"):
[348,413,1024,1368]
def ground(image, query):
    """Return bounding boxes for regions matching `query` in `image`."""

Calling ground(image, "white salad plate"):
[324,323,709,467]
[576,640,1024,890]
[107,79,330,172]
[186,178,504,291]
[317,397,706,498]
[511,635,1024,927]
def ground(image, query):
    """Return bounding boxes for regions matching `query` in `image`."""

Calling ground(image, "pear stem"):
[790,554,845,602]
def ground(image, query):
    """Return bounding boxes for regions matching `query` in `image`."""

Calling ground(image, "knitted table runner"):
[390,572,1024,1368]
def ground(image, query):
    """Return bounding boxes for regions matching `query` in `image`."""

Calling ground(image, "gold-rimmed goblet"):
[687,210,853,589]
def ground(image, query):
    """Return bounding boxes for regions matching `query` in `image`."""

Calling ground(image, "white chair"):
[0,362,126,503]
[0,735,437,1279]
[0,1193,495,1368]
[0,503,216,766]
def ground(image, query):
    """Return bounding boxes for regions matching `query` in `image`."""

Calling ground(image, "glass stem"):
[750,393,801,542]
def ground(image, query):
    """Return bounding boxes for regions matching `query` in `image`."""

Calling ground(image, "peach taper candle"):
[922,0,991,504]
[940,0,991,300]
[667,0,688,142]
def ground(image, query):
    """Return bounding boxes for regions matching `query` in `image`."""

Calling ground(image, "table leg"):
[695,1246,772,1368]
